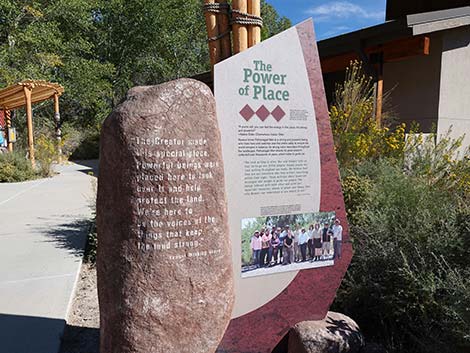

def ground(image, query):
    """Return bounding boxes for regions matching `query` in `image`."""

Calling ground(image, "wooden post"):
[248,0,261,47]
[376,57,384,127]
[5,109,12,152]
[204,0,221,68]
[54,93,62,162]
[233,0,248,54]
[217,0,232,60]
[24,86,35,167]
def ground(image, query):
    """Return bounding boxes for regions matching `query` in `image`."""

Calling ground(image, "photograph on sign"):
[241,211,342,278]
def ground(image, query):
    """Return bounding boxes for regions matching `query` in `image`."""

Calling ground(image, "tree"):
[261,0,291,40]
[96,0,291,104]
[0,0,291,131]
[94,0,210,104]
[0,0,114,127]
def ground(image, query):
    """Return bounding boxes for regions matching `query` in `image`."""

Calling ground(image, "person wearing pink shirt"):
[259,230,272,267]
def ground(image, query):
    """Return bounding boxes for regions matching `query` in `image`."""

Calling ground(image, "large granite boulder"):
[288,312,365,353]
[97,78,234,353]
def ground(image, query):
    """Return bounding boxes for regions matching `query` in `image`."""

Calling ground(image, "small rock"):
[288,312,365,353]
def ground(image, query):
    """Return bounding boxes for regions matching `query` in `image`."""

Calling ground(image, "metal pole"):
[54,93,62,162]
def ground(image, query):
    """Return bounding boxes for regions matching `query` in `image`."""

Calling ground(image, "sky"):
[267,0,387,40]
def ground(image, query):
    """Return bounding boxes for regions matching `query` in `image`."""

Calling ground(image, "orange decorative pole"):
[23,85,35,167]
[5,109,12,152]
[215,0,232,61]
[232,0,248,54]
[248,0,261,47]
[204,0,221,68]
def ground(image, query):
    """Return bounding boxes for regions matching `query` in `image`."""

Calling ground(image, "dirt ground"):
[58,263,288,353]
[59,264,100,353]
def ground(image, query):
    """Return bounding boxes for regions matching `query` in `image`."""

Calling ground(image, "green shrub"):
[330,61,406,166]
[334,156,470,353]
[84,215,97,264]
[0,151,37,182]
[70,127,100,160]
[35,133,58,177]
[84,179,97,264]
[404,130,470,204]
[60,123,84,159]
[330,61,470,353]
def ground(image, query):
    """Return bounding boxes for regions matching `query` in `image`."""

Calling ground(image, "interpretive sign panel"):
[215,19,352,353]
[97,79,234,353]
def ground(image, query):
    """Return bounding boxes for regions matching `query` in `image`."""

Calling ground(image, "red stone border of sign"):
[217,19,353,353]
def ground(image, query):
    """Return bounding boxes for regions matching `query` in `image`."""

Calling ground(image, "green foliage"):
[330,61,470,353]
[84,179,97,263]
[0,0,114,127]
[0,0,290,146]
[60,122,84,158]
[341,172,372,225]
[84,217,97,264]
[405,130,470,204]
[69,124,100,160]
[96,0,210,102]
[260,0,291,40]
[0,151,36,182]
[330,61,406,166]
[35,133,58,177]
[334,144,470,352]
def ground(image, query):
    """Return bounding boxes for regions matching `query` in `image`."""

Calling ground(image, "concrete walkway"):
[0,161,97,353]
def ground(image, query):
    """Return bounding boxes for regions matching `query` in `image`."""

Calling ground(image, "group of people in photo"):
[249,219,343,268]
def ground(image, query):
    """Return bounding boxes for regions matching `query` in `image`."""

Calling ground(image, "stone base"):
[288,312,365,353]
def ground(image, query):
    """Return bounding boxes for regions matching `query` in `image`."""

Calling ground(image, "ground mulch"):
[59,263,100,353]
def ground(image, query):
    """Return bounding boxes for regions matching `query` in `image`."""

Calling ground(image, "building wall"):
[438,26,470,151]
[386,0,470,21]
[383,33,442,131]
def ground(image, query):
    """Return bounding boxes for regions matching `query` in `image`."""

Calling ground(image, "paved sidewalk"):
[0,161,97,353]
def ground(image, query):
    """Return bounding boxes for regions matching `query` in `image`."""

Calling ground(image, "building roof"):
[318,6,470,61]
[0,80,64,110]
[386,0,470,21]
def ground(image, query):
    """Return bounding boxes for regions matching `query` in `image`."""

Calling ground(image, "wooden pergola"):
[0,80,64,167]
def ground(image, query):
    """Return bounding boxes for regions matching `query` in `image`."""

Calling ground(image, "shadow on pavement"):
[73,160,99,177]
[59,323,100,353]
[0,313,66,353]
[37,217,90,256]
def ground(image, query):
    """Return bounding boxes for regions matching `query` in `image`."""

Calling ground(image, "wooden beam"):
[320,36,431,74]
[233,0,248,54]
[3,91,55,110]
[376,58,384,127]
[54,93,62,161]
[321,52,359,74]
[5,109,12,152]
[1,87,57,109]
[0,86,23,101]
[0,81,63,101]
[366,35,430,62]
[24,86,35,168]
